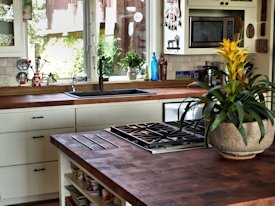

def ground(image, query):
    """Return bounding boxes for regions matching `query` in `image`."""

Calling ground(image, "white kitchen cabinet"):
[164,0,257,55]
[0,161,58,200]
[0,106,76,205]
[187,0,256,8]
[76,100,162,132]
[0,108,75,133]
[0,0,23,57]
[0,128,75,167]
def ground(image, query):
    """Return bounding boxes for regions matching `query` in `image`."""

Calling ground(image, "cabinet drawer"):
[0,108,75,133]
[76,101,162,128]
[0,128,75,167]
[0,161,58,199]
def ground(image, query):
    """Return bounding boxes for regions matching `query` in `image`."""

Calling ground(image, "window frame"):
[88,0,162,82]
[23,0,162,83]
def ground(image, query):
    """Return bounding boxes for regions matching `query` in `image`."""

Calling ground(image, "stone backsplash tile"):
[0,57,20,86]
[164,54,224,80]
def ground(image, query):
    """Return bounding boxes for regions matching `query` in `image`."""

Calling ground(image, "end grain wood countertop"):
[51,130,275,206]
[0,88,205,109]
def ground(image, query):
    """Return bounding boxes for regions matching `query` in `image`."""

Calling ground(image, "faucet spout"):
[98,56,105,94]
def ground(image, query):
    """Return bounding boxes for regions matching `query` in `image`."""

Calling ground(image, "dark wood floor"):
[11,199,59,206]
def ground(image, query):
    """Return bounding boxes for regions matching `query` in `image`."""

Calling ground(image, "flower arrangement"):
[181,39,275,146]
[34,56,48,73]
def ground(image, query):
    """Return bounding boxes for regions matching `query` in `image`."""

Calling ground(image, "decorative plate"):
[16,59,30,71]
[16,71,28,85]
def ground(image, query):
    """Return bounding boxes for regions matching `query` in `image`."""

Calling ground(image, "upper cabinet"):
[188,0,256,8]
[0,0,23,57]
[163,0,257,55]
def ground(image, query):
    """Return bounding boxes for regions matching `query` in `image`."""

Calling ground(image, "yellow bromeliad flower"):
[217,39,249,83]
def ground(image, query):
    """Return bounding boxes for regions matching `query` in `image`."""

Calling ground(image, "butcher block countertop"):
[0,88,205,109]
[51,130,275,206]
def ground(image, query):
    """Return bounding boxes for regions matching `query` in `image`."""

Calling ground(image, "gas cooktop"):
[109,120,205,154]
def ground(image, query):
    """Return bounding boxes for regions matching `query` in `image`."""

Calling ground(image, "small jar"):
[102,188,112,203]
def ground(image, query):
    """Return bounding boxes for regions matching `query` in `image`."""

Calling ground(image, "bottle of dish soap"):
[151,52,159,81]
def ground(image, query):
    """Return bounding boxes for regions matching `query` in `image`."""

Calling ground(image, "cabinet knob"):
[32,135,45,139]
[220,1,224,5]
[32,116,44,119]
[225,2,229,5]
[34,168,46,172]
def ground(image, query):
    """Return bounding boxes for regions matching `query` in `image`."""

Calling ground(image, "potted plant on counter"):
[180,39,275,160]
[119,50,145,80]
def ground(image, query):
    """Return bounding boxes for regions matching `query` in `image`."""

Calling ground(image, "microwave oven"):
[189,16,234,48]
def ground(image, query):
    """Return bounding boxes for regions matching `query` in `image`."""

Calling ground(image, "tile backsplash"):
[0,57,20,87]
[0,54,236,87]
[164,54,224,80]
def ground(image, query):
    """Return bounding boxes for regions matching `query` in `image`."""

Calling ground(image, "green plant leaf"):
[249,101,274,125]
[204,116,215,147]
[204,101,216,119]
[234,101,244,127]
[227,111,238,126]
[238,124,248,145]
[190,81,225,103]
[209,110,227,133]
[178,101,193,130]
[247,110,265,143]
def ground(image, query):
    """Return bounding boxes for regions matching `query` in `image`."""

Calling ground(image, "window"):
[26,0,148,83]
[27,0,86,81]
[95,0,147,80]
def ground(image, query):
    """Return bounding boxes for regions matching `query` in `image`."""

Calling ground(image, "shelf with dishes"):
[65,173,120,206]
[65,168,121,206]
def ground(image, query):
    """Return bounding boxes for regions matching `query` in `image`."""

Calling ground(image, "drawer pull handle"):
[34,168,46,172]
[32,116,44,119]
[33,135,45,139]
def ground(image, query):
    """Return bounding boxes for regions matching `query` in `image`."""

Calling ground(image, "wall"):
[165,54,223,80]
[0,53,240,86]
[0,57,20,87]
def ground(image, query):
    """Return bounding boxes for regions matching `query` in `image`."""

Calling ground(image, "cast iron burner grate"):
[110,120,205,153]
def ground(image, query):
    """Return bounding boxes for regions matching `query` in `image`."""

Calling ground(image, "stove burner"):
[110,120,205,154]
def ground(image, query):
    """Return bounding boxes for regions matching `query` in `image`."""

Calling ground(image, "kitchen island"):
[51,130,275,206]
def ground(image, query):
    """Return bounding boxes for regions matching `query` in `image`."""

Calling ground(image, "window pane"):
[27,0,85,80]
[96,0,146,78]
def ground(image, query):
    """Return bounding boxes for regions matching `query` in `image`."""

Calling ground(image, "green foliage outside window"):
[97,36,122,77]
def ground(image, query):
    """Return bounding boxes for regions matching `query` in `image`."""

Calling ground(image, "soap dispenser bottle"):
[151,52,159,81]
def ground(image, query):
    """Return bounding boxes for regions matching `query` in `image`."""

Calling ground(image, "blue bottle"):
[151,52,159,81]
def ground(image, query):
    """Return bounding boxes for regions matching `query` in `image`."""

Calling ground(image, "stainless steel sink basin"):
[64,89,156,98]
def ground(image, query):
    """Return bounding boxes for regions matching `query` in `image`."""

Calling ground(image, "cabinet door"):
[76,101,162,130]
[187,0,256,8]
[0,128,75,167]
[0,161,58,200]
[0,0,23,57]
[0,108,75,133]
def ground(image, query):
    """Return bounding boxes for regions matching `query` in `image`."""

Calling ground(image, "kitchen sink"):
[64,89,156,98]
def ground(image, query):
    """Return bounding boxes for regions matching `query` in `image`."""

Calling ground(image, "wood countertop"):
[51,130,275,206]
[0,88,205,109]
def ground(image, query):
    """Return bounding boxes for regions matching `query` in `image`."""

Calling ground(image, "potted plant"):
[180,39,275,160]
[119,50,145,80]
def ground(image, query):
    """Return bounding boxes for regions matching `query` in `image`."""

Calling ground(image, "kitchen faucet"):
[71,77,76,92]
[98,56,105,94]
